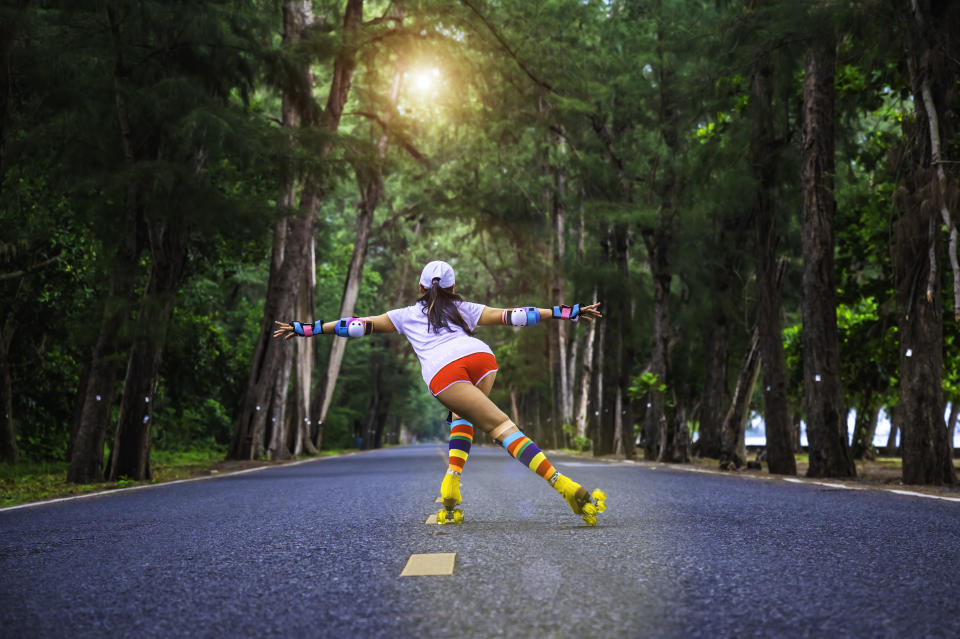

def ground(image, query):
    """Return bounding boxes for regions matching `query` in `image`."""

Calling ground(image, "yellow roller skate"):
[436,470,465,525]
[552,474,606,526]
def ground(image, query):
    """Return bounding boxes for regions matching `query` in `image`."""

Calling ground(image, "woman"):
[273,260,606,526]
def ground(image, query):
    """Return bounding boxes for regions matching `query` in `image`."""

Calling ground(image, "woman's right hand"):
[272,321,296,340]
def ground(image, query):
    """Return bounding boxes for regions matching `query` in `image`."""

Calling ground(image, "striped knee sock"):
[501,431,558,484]
[448,418,473,473]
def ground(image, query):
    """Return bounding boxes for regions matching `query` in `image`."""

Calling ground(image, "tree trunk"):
[566,331,578,432]
[614,226,636,460]
[613,386,623,457]
[648,258,671,462]
[894,205,952,483]
[259,5,308,462]
[646,20,680,463]
[314,64,399,441]
[0,1,31,186]
[67,226,138,482]
[896,266,951,484]
[314,170,378,435]
[230,0,363,460]
[698,302,728,459]
[800,31,855,478]
[850,402,880,460]
[0,314,16,464]
[883,415,899,458]
[575,295,597,440]
[673,399,690,464]
[892,0,957,485]
[699,212,745,460]
[267,348,293,460]
[907,0,960,321]
[108,219,189,481]
[551,131,572,426]
[946,403,958,455]
[259,0,317,461]
[720,327,760,470]
[750,58,796,476]
[291,233,317,456]
[592,319,605,454]
[68,20,143,482]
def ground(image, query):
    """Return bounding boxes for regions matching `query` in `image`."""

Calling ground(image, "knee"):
[488,419,519,444]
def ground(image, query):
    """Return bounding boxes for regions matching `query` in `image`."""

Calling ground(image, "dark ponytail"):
[418,278,474,335]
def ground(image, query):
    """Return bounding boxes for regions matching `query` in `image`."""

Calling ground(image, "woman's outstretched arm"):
[477,301,602,327]
[273,312,397,340]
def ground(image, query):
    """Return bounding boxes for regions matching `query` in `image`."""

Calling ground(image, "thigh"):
[450,372,497,423]
[436,381,508,434]
[475,370,497,396]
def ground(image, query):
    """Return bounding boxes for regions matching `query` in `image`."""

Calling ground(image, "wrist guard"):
[292,321,322,337]
[552,304,581,322]
[502,307,541,327]
[334,317,373,338]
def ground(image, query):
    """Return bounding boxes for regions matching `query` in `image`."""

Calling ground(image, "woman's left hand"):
[578,302,603,322]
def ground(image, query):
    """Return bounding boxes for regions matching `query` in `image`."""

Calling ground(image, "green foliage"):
[571,436,591,453]
[3,0,956,471]
[628,372,666,401]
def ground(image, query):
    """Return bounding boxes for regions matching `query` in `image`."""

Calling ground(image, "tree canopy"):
[2,0,958,485]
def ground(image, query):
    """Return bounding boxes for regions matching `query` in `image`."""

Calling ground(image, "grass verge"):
[0,447,353,508]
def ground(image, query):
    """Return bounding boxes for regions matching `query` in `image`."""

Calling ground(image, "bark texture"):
[720,327,759,470]
[574,294,598,440]
[67,218,139,482]
[749,57,796,476]
[892,0,957,485]
[698,301,728,459]
[230,0,363,460]
[108,218,188,481]
[850,402,880,460]
[68,14,143,482]
[800,32,855,478]
[0,314,16,463]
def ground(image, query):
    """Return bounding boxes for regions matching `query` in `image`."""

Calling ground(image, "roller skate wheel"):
[583,513,597,526]
[592,489,607,512]
[453,510,464,524]
[582,503,597,517]
[437,509,447,524]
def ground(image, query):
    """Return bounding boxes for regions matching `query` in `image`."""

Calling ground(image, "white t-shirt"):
[387,301,494,386]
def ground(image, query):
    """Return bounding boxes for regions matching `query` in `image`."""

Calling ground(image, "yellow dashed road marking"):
[425,513,438,524]
[400,553,456,576]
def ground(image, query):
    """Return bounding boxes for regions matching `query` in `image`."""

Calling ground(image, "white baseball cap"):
[419,260,455,288]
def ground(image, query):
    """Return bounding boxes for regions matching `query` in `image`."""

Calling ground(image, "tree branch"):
[0,253,60,281]
[459,0,553,93]
[350,110,429,163]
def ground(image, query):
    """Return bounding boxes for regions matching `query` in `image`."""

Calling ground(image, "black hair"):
[418,278,474,336]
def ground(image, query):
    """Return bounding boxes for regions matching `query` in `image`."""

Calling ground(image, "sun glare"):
[407,67,441,95]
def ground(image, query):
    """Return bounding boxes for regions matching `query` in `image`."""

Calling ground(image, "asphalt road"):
[2,443,959,638]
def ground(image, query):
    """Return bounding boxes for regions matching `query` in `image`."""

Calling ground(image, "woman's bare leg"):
[436,381,516,438]
[435,379,607,525]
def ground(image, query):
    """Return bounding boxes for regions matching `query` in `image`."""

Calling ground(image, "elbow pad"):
[502,307,541,327]
[292,321,322,337]
[552,304,581,322]
[334,317,373,338]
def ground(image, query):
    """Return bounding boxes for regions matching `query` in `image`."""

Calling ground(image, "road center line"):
[400,553,456,576]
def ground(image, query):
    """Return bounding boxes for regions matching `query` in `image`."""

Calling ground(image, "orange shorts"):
[429,352,499,396]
